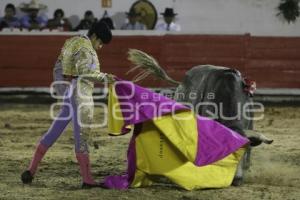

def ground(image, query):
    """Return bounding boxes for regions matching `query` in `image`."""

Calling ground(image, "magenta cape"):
[103,80,249,190]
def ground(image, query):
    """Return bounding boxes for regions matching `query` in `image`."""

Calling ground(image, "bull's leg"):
[232,155,245,186]
[243,147,252,170]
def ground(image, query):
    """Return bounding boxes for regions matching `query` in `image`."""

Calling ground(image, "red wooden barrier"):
[0,34,299,88]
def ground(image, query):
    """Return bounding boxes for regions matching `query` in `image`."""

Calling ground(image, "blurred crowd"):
[0,0,181,32]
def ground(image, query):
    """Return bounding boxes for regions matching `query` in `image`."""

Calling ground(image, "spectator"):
[75,10,97,31]
[121,8,146,30]
[155,8,181,31]
[0,4,21,31]
[19,0,47,30]
[47,9,72,31]
[0,3,21,30]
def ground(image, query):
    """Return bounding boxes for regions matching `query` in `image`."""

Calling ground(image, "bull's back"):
[175,65,253,135]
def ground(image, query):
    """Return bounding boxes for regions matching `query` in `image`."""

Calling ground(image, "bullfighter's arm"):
[74,47,107,82]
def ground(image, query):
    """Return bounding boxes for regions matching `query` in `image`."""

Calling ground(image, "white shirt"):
[155,22,181,31]
[121,22,146,30]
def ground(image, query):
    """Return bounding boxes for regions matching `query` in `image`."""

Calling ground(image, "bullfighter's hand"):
[106,74,116,84]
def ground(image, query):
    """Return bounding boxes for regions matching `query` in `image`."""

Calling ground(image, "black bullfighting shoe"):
[21,170,34,184]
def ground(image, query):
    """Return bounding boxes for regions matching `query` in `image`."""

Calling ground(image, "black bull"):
[165,65,272,186]
[175,65,253,135]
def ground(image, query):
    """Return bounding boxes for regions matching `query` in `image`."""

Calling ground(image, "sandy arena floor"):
[0,103,299,200]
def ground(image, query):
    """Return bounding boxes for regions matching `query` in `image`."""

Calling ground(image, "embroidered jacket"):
[58,35,106,83]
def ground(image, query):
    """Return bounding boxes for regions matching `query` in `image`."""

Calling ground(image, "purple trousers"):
[40,81,89,153]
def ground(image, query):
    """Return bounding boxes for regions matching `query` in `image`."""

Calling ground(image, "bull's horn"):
[244,130,273,146]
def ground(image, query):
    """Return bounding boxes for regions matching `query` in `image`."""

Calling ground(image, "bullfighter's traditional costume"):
[21,21,113,188]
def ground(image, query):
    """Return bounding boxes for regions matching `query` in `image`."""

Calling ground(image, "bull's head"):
[244,130,273,146]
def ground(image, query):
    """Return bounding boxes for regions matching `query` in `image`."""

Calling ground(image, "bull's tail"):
[127,49,180,86]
